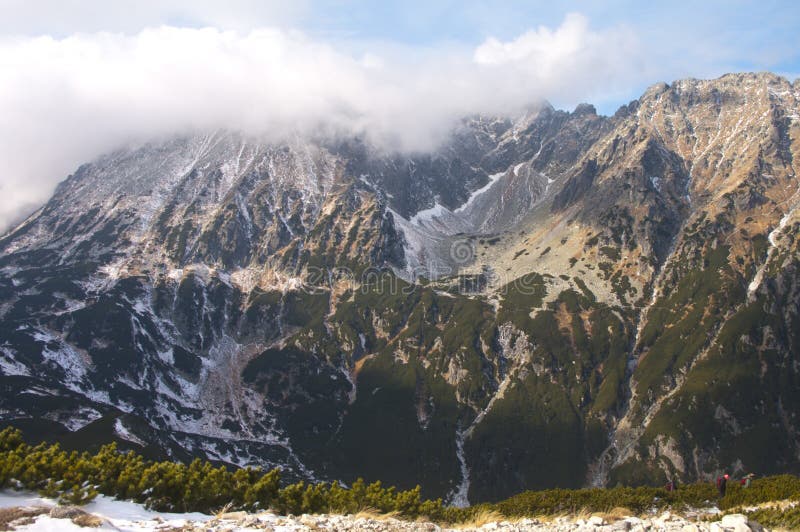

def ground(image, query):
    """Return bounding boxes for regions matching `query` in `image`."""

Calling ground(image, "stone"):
[49,506,88,519]
[719,514,753,532]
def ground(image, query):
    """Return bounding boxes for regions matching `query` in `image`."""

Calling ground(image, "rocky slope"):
[0,491,771,531]
[3,507,772,532]
[0,73,799,503]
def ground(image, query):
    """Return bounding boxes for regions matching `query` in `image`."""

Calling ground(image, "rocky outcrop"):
[23,508,768,532]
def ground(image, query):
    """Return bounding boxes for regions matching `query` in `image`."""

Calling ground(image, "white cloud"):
[0,0,308,36]
[473,13,644,105]
[0,14,645,232]
[475,12,591,65]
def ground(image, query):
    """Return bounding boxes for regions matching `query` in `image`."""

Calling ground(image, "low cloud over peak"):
[0,14,648,232]
[0,6,791,232]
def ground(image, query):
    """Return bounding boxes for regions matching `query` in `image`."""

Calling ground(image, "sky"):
[0,0,799,232]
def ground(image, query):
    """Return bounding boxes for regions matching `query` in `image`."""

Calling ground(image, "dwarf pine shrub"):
[0,426,798,523]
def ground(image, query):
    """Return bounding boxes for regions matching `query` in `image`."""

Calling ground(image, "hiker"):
[740,473,754,488]
[716,474,729,497]
[665,479,676,492]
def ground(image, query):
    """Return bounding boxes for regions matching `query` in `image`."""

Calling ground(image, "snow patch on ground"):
[748,205,798,297]
[0,491,211,532]
[0,349,31,377]
[32,329,88,384]
[45,407,103,432]
[448,427,470,508]
[410,202,449,226]
[230,267,261,292]
[649,176,662,191]
[166,268,183,281]
[114,419,147,447]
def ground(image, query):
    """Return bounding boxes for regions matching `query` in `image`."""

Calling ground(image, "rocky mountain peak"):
[572,103,597,117]
[1,73,799,504]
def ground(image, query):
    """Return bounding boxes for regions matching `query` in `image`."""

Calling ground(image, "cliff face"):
[1,72,799,503]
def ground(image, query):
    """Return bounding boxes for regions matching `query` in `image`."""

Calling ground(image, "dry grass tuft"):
[0,506,49,530]
[730,499,799,513]
[452,508,505,529]
[533,507,596,523]
[596,506,635,522]
[213,502,234,518]
[351,507,401,521]
[71,513,104,528]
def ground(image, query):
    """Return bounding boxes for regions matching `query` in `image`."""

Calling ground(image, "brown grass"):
[452,509,505,529]
[213,502,234,518]
[351,507,401,521]
[533,507,594,523]
[728,499,799,513]
[70,513,104,528]
[353,355,376,376]
[0,506,49,531]
[595,506,635,522]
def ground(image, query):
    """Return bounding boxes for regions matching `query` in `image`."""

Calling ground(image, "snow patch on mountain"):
[454,172,505,214]
[114,419,147,447]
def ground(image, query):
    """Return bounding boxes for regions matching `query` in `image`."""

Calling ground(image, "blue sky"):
[2,0,798,112]
[312,0,800,102]
[306,0,798,58]
[0,0,798,230]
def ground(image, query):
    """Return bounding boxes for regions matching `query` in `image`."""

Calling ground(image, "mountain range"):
[1,72,799,505]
